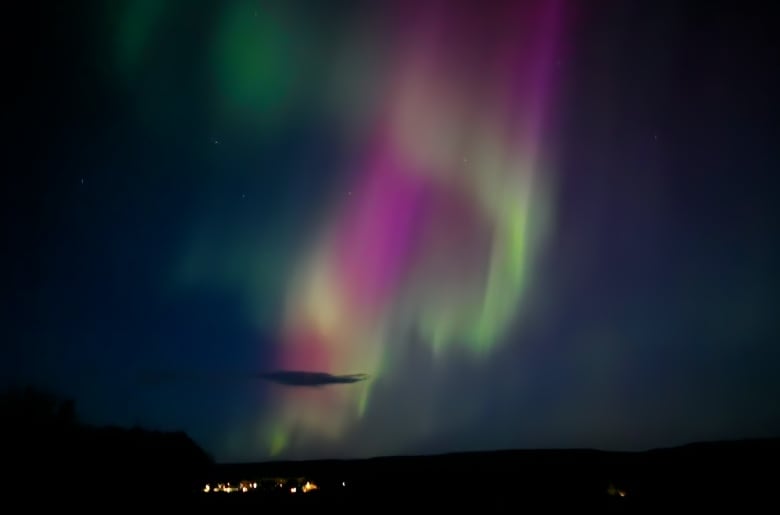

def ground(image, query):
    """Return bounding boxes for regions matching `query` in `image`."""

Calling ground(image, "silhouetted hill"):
[2,387,778,511]
[206,438,780,511]
[1,387,212,506]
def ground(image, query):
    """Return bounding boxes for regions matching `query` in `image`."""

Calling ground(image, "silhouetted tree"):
[0,385,214,504]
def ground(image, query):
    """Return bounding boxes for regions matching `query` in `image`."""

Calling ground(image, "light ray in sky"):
[265,1,568,456]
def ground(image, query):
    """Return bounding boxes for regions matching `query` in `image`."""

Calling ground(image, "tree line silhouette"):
[1,386,212,505]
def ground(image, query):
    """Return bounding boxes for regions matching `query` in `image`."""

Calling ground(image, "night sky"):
[3,0,779,463]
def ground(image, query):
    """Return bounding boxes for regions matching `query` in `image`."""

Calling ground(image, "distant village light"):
[203,477,320,496]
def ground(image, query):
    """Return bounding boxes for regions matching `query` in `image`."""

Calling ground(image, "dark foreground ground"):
[8,438,779,512]
[2,389,778,512]
[194,439,780,513]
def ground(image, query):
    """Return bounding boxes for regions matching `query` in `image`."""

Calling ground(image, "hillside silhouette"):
[207,438,779,511]
[1,386,212,506]
[1,386,778,511]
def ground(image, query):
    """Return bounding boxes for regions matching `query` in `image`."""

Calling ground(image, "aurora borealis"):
[265,1,565,456]
[4,0,780,463]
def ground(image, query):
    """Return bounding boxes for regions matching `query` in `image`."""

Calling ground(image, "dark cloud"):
[138,370,369,388]
[258,371,369,387]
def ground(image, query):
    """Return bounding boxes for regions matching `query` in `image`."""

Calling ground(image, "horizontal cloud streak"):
[138,370,368,388]
[258,371,369,387]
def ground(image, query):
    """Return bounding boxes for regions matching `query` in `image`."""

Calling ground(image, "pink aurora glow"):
[265,1,569,456]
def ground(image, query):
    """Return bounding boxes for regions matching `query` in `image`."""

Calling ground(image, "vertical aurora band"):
[266,1,567,456]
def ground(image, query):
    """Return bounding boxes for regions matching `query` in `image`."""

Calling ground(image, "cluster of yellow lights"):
[204,481,259,494]
[291,481,319,494]
[204,480,319,494]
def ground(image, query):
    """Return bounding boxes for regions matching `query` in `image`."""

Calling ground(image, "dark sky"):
[3,0,779,462]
